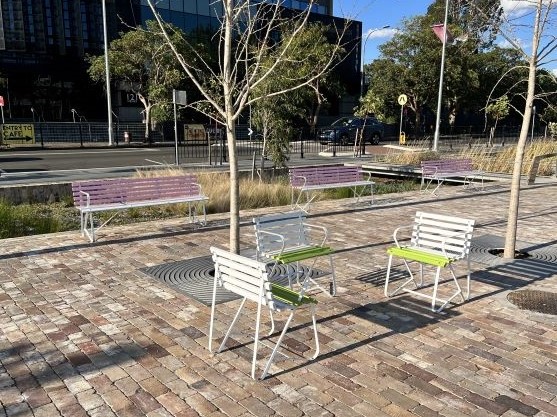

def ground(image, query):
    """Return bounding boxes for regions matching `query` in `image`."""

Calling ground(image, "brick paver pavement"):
[1,180,557,416]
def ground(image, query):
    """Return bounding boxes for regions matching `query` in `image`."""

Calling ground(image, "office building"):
[0,0,359,122]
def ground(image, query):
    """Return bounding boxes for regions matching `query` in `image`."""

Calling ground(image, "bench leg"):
[81,211,96,243]
[421,177,443,196]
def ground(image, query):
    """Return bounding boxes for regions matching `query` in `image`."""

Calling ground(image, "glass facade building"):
[0,0,358,122]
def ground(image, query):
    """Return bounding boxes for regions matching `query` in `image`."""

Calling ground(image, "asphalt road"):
[0,143,391,185]
[0,146,183,185]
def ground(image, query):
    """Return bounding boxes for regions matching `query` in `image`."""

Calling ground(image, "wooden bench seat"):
[421,158,483,195]
[72,175,208,242]
[290,165,374,212]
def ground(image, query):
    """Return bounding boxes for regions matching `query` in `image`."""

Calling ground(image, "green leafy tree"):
[485,94,509,145]
[251,23,344,168]
[361,0,506,136]
[88,20,189,142]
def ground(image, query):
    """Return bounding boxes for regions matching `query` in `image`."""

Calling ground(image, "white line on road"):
[3,149,159,157]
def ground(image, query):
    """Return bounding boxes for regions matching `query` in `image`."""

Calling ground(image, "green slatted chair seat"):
[387,247,453,267]
[271,284,318,307]
[272,246,334,264]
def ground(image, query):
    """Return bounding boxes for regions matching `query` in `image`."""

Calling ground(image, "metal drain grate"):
[507,290,557,315]
[141,255,326,306]
[470,234,557,266]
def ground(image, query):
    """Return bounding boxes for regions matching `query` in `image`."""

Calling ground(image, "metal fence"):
[18,121,553,158]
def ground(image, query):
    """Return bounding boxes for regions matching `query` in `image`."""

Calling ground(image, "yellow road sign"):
[1,124,36,145]
[398,94,408,106]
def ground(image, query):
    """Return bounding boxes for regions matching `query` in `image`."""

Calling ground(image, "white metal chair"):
[253,211,336,297]
[209,246,319,380]
[384,211,475,313]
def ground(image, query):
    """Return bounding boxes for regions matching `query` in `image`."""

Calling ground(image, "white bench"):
[72,175,208,242]
[384,211,476,313]
[209,246,319,380]
[253,210,336,297]
[289,165,374,212]
[421,158,483,195]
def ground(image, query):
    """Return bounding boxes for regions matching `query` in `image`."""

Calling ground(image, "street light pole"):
[361,25,390,97]
[102,0,114,146]
[433,0,450,152]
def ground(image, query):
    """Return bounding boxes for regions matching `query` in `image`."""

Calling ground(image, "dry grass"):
[383,139,557,176]
[133,168,295,214]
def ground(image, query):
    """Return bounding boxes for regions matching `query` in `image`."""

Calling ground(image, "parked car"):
[317,116,384,145]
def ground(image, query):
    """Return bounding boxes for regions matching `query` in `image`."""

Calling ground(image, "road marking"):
[145,159,165,165]
[4,149,159,157]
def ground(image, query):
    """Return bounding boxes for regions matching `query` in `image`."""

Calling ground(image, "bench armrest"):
[79,190,91,208]
[304,222,328,247]
[292,174,308,188]
[189,182,205,196]
[359,170,373,182]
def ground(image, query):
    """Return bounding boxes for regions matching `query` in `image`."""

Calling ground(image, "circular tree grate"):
[142,255,327,306]
[507,290,557,315]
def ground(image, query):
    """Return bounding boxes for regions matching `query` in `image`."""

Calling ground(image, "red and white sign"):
[0,96,4,107]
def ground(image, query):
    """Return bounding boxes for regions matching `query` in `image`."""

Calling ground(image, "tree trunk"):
[503,0,542,259]
[223,0,240,254]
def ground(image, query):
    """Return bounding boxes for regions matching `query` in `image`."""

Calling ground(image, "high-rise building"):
[0,0,359,122]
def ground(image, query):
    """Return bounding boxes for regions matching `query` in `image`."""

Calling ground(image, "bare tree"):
[476,0,557,258]
[146,0,349,253]
[500,0,557,258]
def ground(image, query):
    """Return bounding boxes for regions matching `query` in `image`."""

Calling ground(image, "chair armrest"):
[257,229,286,257]
[304,222,328,247]
[392,224,413,248]
[439,230,470,258]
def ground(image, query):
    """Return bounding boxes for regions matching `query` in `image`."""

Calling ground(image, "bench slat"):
[72,174,208,242]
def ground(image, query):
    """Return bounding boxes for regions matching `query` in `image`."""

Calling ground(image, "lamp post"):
[102,0,114,146]
[361,25,390,97]
[71,109,77,123]
[432,0,450,152]
[31,107,35,123]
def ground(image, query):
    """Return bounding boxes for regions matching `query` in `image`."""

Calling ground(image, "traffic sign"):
[397,94,407,106]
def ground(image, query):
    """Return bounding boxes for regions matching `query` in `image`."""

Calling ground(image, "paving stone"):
[2,183,557,417]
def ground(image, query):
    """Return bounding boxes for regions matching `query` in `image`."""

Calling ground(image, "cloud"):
[364,27,398,40]
[501,0,552,18]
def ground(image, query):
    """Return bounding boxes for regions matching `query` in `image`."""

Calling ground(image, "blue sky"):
[333,0,431,64]
[333,0,557,75]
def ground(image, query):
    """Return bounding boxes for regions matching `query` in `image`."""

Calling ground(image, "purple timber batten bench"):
[72,175,208,242]
[421,158,484,195]
[289,165,374,212]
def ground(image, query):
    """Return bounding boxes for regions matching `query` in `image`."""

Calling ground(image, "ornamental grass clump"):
[0,200,68,238]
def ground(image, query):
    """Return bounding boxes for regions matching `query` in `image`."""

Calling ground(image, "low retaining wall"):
[0,183,72,204]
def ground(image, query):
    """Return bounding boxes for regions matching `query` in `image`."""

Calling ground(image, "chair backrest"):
[253,211,309,258]
[421,159,473,176]
[289,165,362,187]
[411,211,475,259]
[72,175,202,207]
[210,246,272,307]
